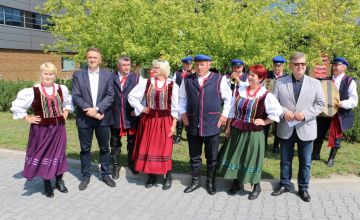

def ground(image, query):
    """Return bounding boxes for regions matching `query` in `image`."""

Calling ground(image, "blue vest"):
[112,72,140,129]
[338,75,355,131]
[175,70,183,87]
[184,72,222,137]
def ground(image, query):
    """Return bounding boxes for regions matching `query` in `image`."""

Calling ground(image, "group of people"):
[11,47,357,202]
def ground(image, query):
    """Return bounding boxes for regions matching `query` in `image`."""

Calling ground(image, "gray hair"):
[289,52,306,63]
[118,55,131,64]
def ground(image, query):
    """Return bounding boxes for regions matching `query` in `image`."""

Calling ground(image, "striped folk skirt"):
[23,124,68,180]
[132,114,173,174]
[218,128,265,184]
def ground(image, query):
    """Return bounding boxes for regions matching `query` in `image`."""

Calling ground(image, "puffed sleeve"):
[10,88,34,119]
[59,85,74,112]
[220,75,232,118]
[264,92,282,123]
[128,77,148,116]
[179,78,187,115]
[171,73,177,82]
[220,76,232,118]
[341,80,358,109]
[171,81,179,119]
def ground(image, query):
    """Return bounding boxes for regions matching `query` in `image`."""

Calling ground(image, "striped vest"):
[31,86,65,125]
[144,79,173,117]
[231,92,268,131]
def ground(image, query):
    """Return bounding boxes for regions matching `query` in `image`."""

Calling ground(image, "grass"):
[1,112,359,179]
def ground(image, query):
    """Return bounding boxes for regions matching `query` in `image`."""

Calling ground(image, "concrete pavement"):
[1,148,360,220]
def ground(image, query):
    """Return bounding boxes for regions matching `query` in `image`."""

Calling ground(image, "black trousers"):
[78,126,110,177]
[187,133,220,175]
[110,127,136,164]
[313,117,332,156]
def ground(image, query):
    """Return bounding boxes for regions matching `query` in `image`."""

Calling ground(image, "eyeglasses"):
[291,63,306,67]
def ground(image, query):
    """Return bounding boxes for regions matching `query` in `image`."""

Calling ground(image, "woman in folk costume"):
[128,59,179,190]
[218,64,282,200]
[10,62,73,198]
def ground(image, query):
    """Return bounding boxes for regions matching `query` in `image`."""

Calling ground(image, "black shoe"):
[103,175,116,187]
[326,147,338,167]
[162,173,172,190]
[112,165,121,179]
[206,180,216,195]
[145,174,156,188]
[55,179,68,193]
[326,159,335,167]
[227,179,242,195]
[206,169,216,195]
[271,185,290,196]
[298,190,311,202]
[312,154,320,160]
[43,180,54,198]
[184,177,200,193]
[248,183,261,200]
[79,177,90,191]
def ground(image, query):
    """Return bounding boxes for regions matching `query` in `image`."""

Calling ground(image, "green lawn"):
[1,112,359,179]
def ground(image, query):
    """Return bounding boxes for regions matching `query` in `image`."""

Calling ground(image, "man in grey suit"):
[271,52,325,202]
[72,47,116,190]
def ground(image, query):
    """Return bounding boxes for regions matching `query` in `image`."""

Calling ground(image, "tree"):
[40,0,360,75]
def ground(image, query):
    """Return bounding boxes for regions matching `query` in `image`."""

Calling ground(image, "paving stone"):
[1,149,360,220]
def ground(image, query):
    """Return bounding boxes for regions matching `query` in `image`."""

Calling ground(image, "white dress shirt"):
[118,72,130,91]
[179,72,232,117]
[88,68,100,107]
[332,73,358,109]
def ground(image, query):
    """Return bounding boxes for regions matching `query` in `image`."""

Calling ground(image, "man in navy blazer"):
[72,47,116,190]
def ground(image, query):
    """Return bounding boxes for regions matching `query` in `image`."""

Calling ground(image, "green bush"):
[0,79,74,118]
[0,80,34,112]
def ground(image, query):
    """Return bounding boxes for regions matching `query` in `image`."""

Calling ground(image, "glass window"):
[0,6,4,24]
[4,7,24,27]
[41,15,52,30]
[62,58,75,71]
[0,6,50,31]
[24,11,41,29]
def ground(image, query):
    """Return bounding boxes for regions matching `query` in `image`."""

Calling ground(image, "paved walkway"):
[1,148,360,220]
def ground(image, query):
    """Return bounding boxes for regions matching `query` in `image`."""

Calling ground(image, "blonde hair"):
[40,62,58,75]
[152,59,171,78]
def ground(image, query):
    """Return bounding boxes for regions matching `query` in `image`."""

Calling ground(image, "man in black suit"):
[72,47,116,190]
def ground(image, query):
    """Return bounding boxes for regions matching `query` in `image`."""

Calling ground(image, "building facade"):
[0,0,76,81]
